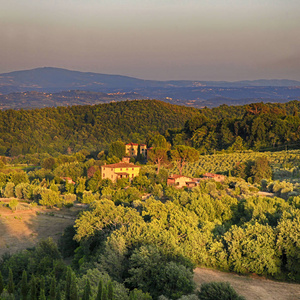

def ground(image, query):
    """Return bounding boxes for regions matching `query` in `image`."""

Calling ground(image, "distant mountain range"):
[1,67,300,109]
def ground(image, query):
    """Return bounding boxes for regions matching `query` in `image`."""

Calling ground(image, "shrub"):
[9,198,19,211]
[39,189,61,207]
[4,182,15,198]
[198,282,245,300]
[62,194,77,205]
[82,191,95,204]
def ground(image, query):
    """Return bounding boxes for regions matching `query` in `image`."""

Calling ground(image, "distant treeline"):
[0,100,199,156]
[2,99,300,156]
[167,101,300,153]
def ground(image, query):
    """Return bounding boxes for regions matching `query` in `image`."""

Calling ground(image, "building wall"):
[126,144,139,157]
[167,176,193,188]
[140,144,147,157]
[175,176,192,188]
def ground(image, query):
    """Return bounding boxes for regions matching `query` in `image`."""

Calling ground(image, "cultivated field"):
[0,203,77,256]
[194,268,300,300]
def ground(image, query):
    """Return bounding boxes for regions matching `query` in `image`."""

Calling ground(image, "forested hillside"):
[0,100,200,156]
[197,100,300,120]
[168,101,300,152]
[3,100,300,157]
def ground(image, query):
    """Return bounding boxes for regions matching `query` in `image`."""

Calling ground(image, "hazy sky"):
[1,0,300,81]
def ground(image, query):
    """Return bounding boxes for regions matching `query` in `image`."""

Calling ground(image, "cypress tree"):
[0,271,4,295]
[21,270,28,300]
[7,268,14,294]
[65,267,72,300]
[49,277,56,300]
[102,287,108,300]
[107,281,114,300]
[95,279,103,300]
[82,279,91,300]
[39,289,46,300]
[30,275,37,300]
[55,287,61,300]
[69,273,78,300]
[129,292,136,300]
[40,276,45,293]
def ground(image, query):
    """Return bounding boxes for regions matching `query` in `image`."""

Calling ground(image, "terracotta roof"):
[126,143,139,146]
[102,162,140,168]
[168,174,192,179]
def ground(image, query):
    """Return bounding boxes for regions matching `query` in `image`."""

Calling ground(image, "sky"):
[1,0,300,81]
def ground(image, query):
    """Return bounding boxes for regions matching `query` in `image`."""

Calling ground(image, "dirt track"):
[194,268,300,300]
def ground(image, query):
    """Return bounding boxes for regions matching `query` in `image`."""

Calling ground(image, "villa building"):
[125,143,148,158]
[101,161,141,182]
[167,174,198,189]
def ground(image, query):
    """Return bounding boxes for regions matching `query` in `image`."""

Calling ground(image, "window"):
[126,168,128,171]
[111,175,113,179]
[132,168,134,170]
[132,174,134,178]
[103,174,105,178]
[120,168,122,171]
[111,168,113,171]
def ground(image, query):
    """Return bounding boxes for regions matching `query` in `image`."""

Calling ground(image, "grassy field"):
[0,204,77,256]
[194,268,300,300]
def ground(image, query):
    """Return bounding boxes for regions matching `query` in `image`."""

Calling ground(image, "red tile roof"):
[102,162,140,168]
[168,174,192,179]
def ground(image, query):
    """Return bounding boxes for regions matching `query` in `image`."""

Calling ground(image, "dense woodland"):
[2,100,300,157]
[0,100,199,156]
[0,100,300,299]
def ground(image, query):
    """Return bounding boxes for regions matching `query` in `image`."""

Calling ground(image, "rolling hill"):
[0,99,200,155]
[1,67,300,109]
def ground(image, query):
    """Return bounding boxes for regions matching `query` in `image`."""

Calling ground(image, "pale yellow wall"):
[101,165,140,182]
[140,145,147,157]
[126,144,138,157]
[101,166,118,182]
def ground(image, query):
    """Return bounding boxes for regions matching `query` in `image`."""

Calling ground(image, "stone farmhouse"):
[167,172,226,188]
[167,174,199,189]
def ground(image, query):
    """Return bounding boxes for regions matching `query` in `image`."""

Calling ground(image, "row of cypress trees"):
[0,267,114,300]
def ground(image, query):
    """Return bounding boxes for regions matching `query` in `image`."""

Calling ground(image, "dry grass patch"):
[0,205,76,256]
[194,268,300,300]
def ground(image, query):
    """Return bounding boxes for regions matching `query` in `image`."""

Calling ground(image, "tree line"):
[0,100,199,156]
[2,100,300,157]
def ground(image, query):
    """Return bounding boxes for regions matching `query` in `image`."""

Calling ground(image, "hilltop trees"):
[108,141,126,160]
[0,100,199,156]
[171,145,200,174]
[147,147,168,174]
[249,156,272,183]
